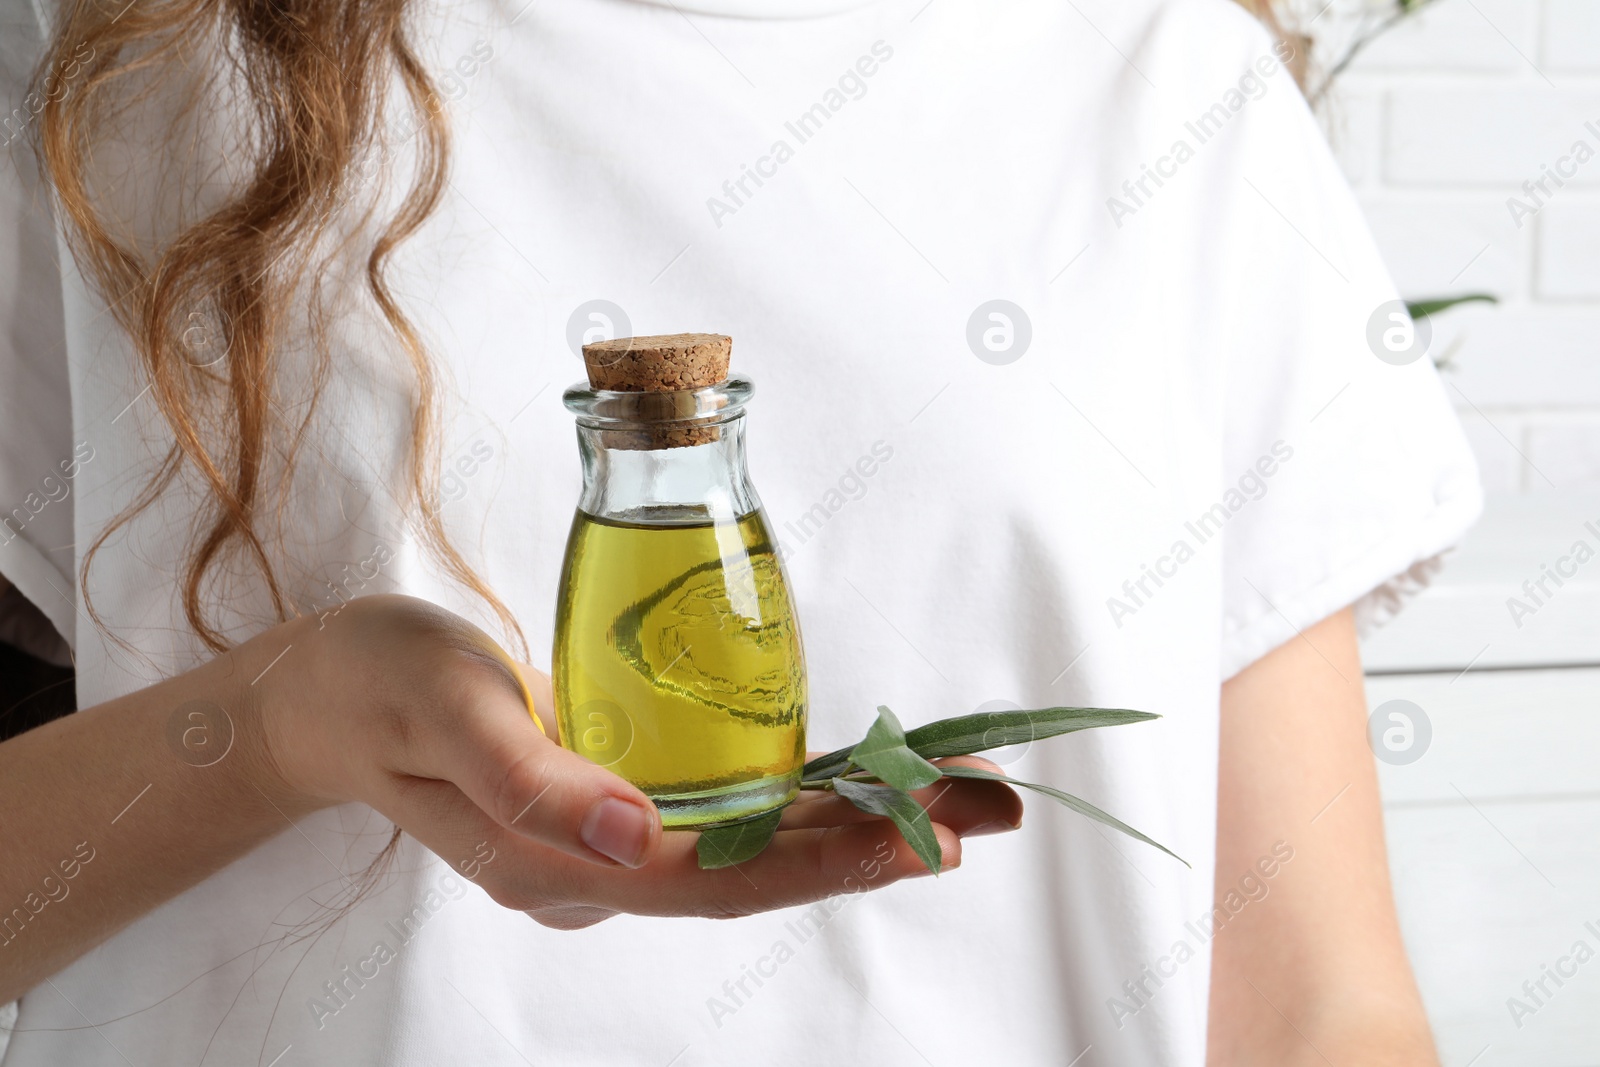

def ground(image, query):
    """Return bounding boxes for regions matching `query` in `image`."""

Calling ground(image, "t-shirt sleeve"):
[1208,30,1483,680]
[0,0,77,663]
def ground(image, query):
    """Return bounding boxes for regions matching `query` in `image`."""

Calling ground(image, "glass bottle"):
[552,335,807,828]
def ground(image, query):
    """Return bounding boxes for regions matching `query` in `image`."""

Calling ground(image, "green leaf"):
[848,706,943,791]
[1405,293,1497,320]
[831,778,944,875]
[696,808,784,869]
[800,747,858,783]
[802,706,1158,784]
[908,707,1159,760]
[937,764,1188,868]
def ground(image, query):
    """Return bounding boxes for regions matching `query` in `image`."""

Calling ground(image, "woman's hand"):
[261,594,1022,929]
[0,591,1019,998]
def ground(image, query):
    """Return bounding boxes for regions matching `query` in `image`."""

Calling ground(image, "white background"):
[1329,0,1600,491]
[1331,2,1600,1064]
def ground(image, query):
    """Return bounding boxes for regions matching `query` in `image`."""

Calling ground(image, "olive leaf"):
[935,764,1188,867]
[831,777,944,875]
[803,706,1156,783]
[847,706,943,791]
[905,707,1158,760]
[695,807,784,869]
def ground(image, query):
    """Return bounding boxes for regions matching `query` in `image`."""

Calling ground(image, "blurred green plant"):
[1308,0,1443,106]
[1297,1,1498,362]
[1406,293,1497,320]
[1407,293,1499,369]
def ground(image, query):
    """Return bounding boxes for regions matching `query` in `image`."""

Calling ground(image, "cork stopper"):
[582,333,731,392]
[579,333,733,449]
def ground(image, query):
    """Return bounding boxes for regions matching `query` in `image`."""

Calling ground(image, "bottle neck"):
[574,415,760,523]
[565,377,761,524]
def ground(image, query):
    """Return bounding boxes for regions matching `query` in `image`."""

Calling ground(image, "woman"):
[0,0,1477,1063]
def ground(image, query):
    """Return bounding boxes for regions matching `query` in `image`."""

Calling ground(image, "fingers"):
[369,773,619,922]
[376,774,948,925]
[505,816,964,922]
[919,756,1025,832]
[378,757,1008,927]
[611,819,961,916]
[514,758,1024,919]
[397,655,662,871]
[523,904,617,931]
[376,773,508,875]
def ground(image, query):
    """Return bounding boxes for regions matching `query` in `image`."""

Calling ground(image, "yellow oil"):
[552,508,807,827]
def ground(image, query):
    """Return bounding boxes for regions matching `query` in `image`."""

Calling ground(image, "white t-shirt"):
[0,0,1481,1063]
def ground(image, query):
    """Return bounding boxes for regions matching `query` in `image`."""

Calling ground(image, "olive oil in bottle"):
[554,508,806,824]
[552,334,808,827]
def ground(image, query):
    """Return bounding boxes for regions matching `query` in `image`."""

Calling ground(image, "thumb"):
[417,658,660,869]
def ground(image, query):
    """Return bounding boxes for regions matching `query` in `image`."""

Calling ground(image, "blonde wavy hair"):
[30,0,525,658]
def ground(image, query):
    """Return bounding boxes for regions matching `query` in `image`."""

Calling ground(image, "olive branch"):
[696,706,1189,873]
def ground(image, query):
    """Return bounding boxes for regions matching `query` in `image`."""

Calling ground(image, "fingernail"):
[967,819,1020,837]
[580,797,652,868]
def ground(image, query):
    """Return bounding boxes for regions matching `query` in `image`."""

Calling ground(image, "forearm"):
[0,622,320,1001]
[1217,997,1437,1066]
[1208,607,1437,1065]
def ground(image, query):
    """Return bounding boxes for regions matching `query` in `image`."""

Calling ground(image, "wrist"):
[221,613,337,818]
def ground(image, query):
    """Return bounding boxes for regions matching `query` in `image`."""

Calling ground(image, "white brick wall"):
[1327,0,1600,492]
